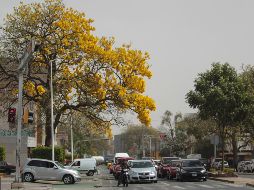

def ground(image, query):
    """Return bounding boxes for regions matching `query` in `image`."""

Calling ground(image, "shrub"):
[223,168,235,174]
[0,146,6,161]
[31,146,65,163]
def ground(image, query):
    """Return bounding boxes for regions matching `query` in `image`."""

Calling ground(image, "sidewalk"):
[209,176,254,188]
[0,177,52,190]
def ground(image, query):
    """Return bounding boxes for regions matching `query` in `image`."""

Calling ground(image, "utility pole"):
[50,59,55,161]
[13,39,38,188]
[71,115,73,162]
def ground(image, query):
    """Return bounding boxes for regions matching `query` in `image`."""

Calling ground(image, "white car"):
[216,161,229,169]
[128,160,157,183]
[66,158,97,176]
[22,158,81,184]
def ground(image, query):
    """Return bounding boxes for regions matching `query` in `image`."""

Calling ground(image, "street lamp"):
[50,59,55,161]
[143,135,154,158]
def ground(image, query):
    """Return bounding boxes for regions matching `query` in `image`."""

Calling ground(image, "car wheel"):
[63,174,74,184]
[24,172,34,182]
[87,171,94,176]
[203,178,207,181]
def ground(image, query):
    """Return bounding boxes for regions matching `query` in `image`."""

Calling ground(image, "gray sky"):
[1,0,254,132]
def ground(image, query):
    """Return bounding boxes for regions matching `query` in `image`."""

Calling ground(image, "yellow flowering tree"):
[0,0,156,146]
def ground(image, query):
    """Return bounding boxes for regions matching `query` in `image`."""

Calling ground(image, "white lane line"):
[160,182,186,189]
[172,185,186,189]
[212,184,225,188]
[197,184,215,188]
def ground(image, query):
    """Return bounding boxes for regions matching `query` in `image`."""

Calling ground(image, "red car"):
[113,157,134,179]
[157,157,180,178]
[166,160,181,180]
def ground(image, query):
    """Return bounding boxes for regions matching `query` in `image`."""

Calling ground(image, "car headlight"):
[201,169,206,173]
[150,171,155,175]
[181,169,187,173]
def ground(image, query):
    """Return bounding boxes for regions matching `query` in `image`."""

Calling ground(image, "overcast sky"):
[1,0,254,133]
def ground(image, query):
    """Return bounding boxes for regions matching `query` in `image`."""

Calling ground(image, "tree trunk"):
[221,125,225,171]
[45,107,52,147]
[232,130,238,171]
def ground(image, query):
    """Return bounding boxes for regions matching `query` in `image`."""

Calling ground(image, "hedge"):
[31,146,65,163]
[0,146,6,161]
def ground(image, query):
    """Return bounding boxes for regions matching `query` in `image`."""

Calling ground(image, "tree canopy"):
[0,0,156,145]
[186,63,254,170]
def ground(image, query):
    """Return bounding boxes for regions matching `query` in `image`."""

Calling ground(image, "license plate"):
[192,173,197,176]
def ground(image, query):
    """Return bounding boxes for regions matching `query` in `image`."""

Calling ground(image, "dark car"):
[176,159,207,182]
[0,161,16,175]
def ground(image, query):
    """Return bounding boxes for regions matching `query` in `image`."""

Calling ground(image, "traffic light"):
[8,108,16,123]
[28,111,34,124]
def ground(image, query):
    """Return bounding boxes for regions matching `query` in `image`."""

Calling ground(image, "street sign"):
[210,135,219,145]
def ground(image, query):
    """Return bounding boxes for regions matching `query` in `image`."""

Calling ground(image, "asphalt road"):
[50,166,253,190]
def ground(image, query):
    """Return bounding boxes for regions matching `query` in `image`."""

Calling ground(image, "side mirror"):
[53,166,58,169]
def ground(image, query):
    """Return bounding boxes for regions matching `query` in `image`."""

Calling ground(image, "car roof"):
[27,158,55,162]
[180,159,200,161]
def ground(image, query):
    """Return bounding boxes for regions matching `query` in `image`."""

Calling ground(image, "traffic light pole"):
[15,71,24,183]
[13,39,36,186]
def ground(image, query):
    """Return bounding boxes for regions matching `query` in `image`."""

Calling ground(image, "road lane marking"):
[172,185,186,189]
[197,184,215,188]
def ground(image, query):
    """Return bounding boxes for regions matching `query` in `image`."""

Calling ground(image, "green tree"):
[120,125,160,158]
[186,63,253,170]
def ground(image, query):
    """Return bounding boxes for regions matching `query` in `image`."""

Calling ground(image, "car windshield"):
[182,160,202,167]
[55,161,65,168]
[132,161,153,168]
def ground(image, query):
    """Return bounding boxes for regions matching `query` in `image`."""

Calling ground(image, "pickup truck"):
[0,161,16,175]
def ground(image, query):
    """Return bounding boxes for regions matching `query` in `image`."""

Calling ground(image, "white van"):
[67,158,97,176]
[114,153,129,163]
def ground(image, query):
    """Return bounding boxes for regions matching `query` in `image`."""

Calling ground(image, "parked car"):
[22,158,81,184]
[176,159,207,182]
[216,161,229,169]
[166,160,181,180]
[212,158,222,168]
[238,160,254,173]
[0,161,15,175]
[66,158,97,176]
[128,160,157,183]
[237,161,246,172]
[158,157,180,178]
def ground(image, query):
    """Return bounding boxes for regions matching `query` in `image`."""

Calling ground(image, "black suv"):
[176,159,207,181]
[0,161,16,175]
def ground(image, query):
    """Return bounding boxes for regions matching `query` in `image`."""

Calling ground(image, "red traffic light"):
[8,108,16,123]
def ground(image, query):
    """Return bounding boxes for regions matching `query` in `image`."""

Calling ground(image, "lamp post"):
[144,135,154,158]
[71,115,73,162]
[50,60,55,161]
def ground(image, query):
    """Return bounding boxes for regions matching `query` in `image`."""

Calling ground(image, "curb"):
[208,177,235,184]
[246,183,254,188]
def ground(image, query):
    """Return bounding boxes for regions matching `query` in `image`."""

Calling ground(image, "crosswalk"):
[145,180,252,190]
